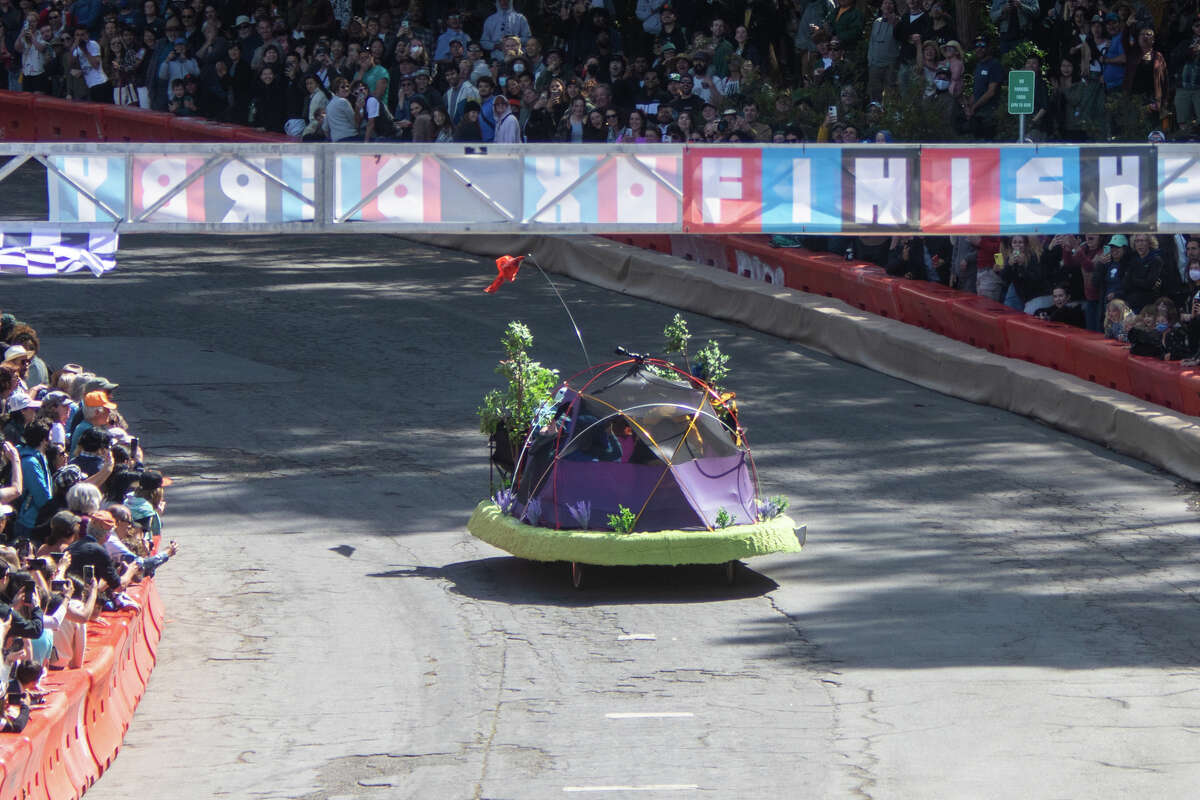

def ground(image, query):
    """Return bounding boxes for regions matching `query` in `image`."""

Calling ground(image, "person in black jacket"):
[1001,234,1050,310]
[1124,233,1182,312]
[454,99,483,141]
[885,235,926,280]
[1046,285,1086,328]
[252,65,288,132]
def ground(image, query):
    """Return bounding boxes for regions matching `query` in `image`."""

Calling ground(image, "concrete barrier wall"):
[406,233,1200,483]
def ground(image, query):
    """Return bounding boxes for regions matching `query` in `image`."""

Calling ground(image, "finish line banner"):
[39,143,1200,234]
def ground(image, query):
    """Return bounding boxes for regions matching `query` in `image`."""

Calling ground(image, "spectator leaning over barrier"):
[43,549,98,670]
[65,508,139,609]
[70,25,109,102]
[103,504,176,579]
[125,468,168,538]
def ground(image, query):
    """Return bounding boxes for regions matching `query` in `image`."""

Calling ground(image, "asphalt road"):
[12,233,1200,799]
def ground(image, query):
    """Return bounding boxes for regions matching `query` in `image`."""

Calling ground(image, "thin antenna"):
[525,252,590,367]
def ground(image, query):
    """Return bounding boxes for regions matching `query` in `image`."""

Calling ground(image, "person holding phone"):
[44,570,97,669]
[65,511,139,606]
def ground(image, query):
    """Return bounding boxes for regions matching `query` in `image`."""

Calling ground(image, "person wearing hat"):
[1,346,41,401]
[655,4,687,54]
[65,509,140,599]
[126,470,171,538]
[1097,234,1134,306]
[157,32,199,106]
[924,63,959,126]
[3,394,40,448]
[454,98,484,141]
[1099,12,1127,90]
[435,11,471,61]
[940,40,965,96]
[966,36,1001,138]
[69,391,116,456]
[491,94,522,142]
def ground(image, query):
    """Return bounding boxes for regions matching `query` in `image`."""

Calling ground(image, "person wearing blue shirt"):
[14,421,51,540]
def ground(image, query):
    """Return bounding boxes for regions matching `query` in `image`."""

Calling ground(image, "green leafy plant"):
[663,314,692,370]
[694,339,730,392]
[714,507,736,529]
[607,505,637,534]
[478,321,560,437]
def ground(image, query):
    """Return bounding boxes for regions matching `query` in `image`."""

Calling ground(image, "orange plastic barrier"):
[948,295,1020,354]
[1127,356,1186,411]
[39,670,96,800]
[1068,333,1133,394]
[1180,369,1200,417]
[893,281,961,337]
[0,92,36,140]
[600,234,674,254]
[1002,317,1077,372]
[100,104,176,143]
[81,621,129,774]
[670,234,737,270]
[0,737,31,800]
[0,89,290,142]
[18,687,68,800]
[790,253,855,299]
[841,265,904,318]
[29,97,104,142]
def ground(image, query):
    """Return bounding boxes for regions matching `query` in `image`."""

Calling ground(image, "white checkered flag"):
[0,231,118,277]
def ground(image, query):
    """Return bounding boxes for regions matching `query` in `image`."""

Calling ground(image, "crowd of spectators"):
[783,229,1200,362]
[2,0,1197,142]
[0,313,175,733]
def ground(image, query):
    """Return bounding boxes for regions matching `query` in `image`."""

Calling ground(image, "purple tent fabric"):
[513,362,758,532]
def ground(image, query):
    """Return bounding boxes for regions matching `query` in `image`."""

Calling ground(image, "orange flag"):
[484,255,524,293]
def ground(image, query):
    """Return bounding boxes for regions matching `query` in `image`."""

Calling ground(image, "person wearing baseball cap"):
[69,391,116,454]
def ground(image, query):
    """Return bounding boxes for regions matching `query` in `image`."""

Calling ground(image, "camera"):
[26,557,48,573]
[717,119,728,132]
[50,579,69,592]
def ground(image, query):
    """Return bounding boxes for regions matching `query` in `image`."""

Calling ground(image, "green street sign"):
[1008,70,1035,115]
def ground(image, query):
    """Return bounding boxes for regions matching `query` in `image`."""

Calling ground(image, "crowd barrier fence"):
[603,233,1200,417]
[0,573,164,800]
[0,90,289,144]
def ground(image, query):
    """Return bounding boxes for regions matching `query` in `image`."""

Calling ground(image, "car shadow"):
[366,556,779,607]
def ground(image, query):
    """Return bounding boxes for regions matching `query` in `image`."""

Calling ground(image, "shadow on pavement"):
[367,556,779,606]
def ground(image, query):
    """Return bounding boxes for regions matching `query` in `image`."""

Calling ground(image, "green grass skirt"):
[467,501,805,566]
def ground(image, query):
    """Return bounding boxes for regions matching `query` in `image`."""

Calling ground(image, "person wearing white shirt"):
[14,18,52,94]
[492,95,521,142]
[71,26,110,102]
